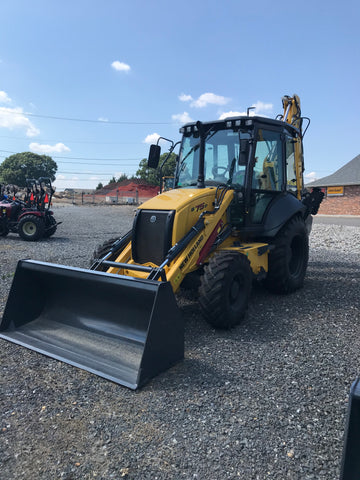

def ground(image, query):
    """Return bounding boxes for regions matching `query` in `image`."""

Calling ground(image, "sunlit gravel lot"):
[1,205,359,480]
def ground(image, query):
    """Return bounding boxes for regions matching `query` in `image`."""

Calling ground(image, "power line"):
[53,155,140,161]
[0,134,143,145]
[0,149,143,163]
[58,171,136,175]
[55,160,138,166]
[3,109,172,125]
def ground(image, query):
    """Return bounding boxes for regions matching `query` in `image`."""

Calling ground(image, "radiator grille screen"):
[132,210,175,265]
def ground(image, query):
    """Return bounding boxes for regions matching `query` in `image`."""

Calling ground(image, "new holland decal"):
[179,235,204,270]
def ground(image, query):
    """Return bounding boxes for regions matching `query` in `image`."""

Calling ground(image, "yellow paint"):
[217,240,269,275]
[282,95,303,200]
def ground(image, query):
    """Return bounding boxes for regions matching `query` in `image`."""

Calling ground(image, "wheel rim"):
[289,235,304,276]
[23,221,36,236]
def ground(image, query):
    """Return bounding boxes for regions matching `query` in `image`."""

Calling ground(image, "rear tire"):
[199,252,252,329]
[264,215,309,294]
[18,215,45,241]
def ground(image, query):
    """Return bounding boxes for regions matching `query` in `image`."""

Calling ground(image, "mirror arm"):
[159,141,181,193]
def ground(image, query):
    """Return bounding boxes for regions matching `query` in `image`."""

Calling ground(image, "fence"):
[53,190,156,206]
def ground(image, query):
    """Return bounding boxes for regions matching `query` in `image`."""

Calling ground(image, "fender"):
[17,210,45,221]
[261,192,307,237]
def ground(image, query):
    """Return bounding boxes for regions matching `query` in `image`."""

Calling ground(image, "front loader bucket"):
[0,260,184,389]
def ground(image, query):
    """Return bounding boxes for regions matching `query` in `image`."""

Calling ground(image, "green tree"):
[96,182,103,190]
[108,176,117,184]
[136,152,177,186]
[117,173,128,183]
[0,152,57,186]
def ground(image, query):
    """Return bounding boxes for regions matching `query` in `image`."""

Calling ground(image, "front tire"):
[18,215,45,241]
[264,215,309,294]
[91,237,122,271]
[199,252,252,329]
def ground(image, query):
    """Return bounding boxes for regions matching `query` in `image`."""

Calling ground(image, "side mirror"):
[148,144,161,169]
[239,139,249,166]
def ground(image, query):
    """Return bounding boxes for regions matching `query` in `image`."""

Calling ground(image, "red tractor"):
[0,178,59,241]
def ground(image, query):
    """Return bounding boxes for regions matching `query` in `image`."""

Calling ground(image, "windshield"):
[177,129,248,187]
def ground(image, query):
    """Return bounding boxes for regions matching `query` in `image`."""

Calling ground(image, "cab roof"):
[180,115,300,136]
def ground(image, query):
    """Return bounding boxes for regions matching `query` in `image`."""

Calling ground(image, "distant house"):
[306,154,360,215]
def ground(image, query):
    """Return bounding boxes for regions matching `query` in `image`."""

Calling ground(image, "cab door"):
[249,127,285,224]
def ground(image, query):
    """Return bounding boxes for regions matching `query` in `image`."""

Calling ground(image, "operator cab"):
[176,116,304,235]
[177,116,301,192]
[148,115,305,237]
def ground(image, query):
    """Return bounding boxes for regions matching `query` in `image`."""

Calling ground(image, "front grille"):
[132,210,175,265]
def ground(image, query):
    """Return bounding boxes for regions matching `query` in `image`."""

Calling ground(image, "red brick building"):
[306,154,360,215]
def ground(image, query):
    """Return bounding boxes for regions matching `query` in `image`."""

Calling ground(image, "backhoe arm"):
[282,94,304,199]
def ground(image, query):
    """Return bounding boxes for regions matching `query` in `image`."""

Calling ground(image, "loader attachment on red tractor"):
[0,260,184,389]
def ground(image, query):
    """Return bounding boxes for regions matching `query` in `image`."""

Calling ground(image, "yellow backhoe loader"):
[0,95,323,389]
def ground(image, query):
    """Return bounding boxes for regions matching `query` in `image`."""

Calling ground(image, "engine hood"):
[138,187,218,212]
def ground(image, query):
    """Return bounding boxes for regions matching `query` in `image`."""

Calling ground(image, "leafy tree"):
[0,152,57,186]
[96,182,103,190]
[117,173,128,183]
[109,176,117,184]
[136,152,177,186]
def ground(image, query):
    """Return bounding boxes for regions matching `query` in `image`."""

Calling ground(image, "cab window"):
[252,129,283,191]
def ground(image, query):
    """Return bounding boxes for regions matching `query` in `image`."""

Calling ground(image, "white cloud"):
[0,91,11,104]
[98,116,109,122]
[143,133,160,144]
[192,93,229,108]
[179,92,230,108]
[0,106,40,137]
[111,60,131,73]
[179,93,193,102]
[305,171,317,182]
[193,92,230,108]
[172,112,193,124]
[251,101,273,114]
[143,133,171,146]
[29,142,70,154]
[218,110,246,120]
[218,100,274,120]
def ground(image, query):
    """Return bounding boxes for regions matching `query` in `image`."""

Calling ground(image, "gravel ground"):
[1,205,359,480]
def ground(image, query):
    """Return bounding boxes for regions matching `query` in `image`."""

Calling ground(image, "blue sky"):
[0,0,359,189]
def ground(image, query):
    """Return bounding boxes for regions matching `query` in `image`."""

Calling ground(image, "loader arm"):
[107,189,235,291]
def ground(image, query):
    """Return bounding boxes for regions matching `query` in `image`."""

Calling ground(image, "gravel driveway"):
[1,205,360,480]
